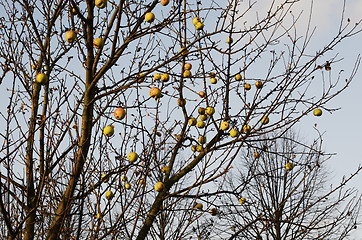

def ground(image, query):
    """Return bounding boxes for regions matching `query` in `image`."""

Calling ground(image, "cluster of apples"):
[192,17,204,30]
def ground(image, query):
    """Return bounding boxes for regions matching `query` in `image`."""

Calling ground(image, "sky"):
[248,0,362,238]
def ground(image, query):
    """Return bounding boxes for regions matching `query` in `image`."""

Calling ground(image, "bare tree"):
[0,0,360,239]
[210,131,361,240]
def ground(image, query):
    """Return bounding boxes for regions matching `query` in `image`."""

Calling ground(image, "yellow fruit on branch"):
[195,22,204,30]
[188,117,197,126]
[235,74,242,81]
[93,38,104,49]
[150,87,162,99]
[161,73,169,82]
[195,203,203,210]
[244,83,251,90]
[198,136,206,144]
[255,81,263,89]
[65,31,76,43]
[105,190,114,200]
[145,12,155,23]
[230,129,239,138]
[101,174,109,183]
[239,198,246,204]
[261,116,269,125]
[154,73,161,80]
[103,126,114,137]
[128,152,138,162]
[95,0,107,8]
[183,70,192,78]
[205,107,215,116]
[154,182,164,192]
[313,108,322,116]
[243,125,251,133]
[210,208,218,216]
[196,121,205,128]
[200,114,207,121]
[192,17,201,26]
[285,162,294,170]
[36,73,48,85]
[220,121,229,131]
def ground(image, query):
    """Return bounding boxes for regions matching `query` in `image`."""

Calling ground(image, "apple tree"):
[0,0,360,239]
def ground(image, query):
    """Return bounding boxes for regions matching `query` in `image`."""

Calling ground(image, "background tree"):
[214,131,361,239]
[0,0,361,239]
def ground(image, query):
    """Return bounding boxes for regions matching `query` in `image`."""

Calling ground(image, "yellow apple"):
[198,136,206,144]
[239,198,246,204]
[243,125,251,133]
[198,107,205,115]
[196,145,203,152]
[161,73,169,82]
[96,213,102,219]
[192,17,201,26]
[205,107,215,116]
[196,121,205,128]
[103,126,114,137]
[101,174,109,183]
[65,31,76,43]
[261,116,269,125]
[179,48,189,56]
[230,129,239,138]
[128,152,138,162]
[70,6,79,14]
[235,74,242,81]
[139,179,144,184]
[145,12,155,23]
[255,80,263,89]
[285,162,294,170]
[93,38,104,49]
[154,73,161,80]
[160,0,169,6]
[184,63,192,70]
[114,107,126,120]
[254,152,260,159]
[105,190,113,200]
[125,183,131,189]
[95,0,107,8]
[121,176,128,182]
[188,117,197,126]
[183,70,191,78]
[154,182,164,192]
[244,83,251,90]
[220,121,229,131]
[191,145,197,152]
[199,91,206,98]
[195,22,204,30]
[150,87,162,99]
[161,166,169,173]
[195,203,203,210]
[210,208,218,216]
[227,37,233,44]
[200,114,207,121]
[32,63,37,70]
[36,73,48,85]
[177,98,186,107]
[313,109,322,116]
[210,77,217,84]
[137,73,145,83]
